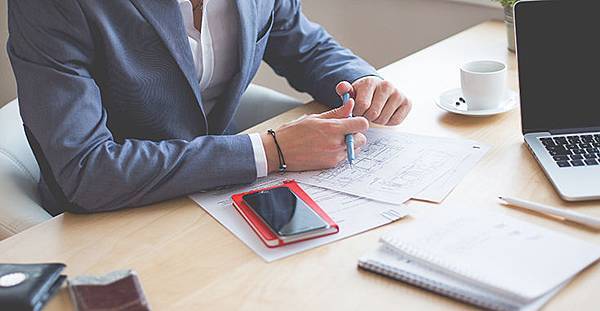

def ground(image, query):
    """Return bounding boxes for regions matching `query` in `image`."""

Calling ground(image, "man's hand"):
[261,100,368,173]
[336,77,412,126]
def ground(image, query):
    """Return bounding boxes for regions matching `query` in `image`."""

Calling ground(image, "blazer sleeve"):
[7,0,257,213]
[264,0,380,108]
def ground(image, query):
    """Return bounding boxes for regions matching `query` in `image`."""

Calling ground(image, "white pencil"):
[499,196,600,230]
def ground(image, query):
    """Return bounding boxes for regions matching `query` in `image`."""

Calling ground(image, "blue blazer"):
[7,0,377,215]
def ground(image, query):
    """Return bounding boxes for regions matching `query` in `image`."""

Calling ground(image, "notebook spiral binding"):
[380,236,526,304]
[358,257,516,311]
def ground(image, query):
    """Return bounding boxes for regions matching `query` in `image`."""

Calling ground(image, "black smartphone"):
[242,186,330,237]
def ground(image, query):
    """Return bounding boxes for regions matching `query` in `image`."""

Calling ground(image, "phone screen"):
[242,187,329,237]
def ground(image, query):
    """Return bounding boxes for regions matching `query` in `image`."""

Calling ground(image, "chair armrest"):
[0,160,51,240]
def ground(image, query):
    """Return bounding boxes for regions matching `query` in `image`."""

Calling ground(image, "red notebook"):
[231,180,339,248]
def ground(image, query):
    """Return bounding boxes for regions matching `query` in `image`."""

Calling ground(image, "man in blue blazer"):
[7,0,412,215]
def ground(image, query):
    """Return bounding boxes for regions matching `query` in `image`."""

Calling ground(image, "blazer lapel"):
[206,0,256,134]
[233,0,256,87]
[129,0,208,131]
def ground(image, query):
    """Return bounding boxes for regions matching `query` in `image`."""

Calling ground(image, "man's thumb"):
[336,81,354,97]
[320,98,354,119]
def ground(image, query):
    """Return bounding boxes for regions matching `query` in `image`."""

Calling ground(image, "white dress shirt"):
[178,0,268,177]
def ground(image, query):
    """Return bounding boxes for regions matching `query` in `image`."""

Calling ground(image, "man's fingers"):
[387,99,413,126]
[352,132,367,148]
[373,91,403,125]
[353,81,376,116]
[336,132,367,150]
[338,116,369,134]
[364,81,395,121]
[320,98,355,119]
[335,81,354,98]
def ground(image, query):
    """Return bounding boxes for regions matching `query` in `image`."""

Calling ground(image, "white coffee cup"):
[460,60,507,111]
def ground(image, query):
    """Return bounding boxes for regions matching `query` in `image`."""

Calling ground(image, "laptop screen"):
[515,1,600,134]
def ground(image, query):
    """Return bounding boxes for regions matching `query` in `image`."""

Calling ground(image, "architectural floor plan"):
[289,129,478,204]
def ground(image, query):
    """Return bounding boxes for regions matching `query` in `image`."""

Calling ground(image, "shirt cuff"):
[249,133,268,178]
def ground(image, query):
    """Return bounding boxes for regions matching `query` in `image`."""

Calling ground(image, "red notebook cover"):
[231,180,339,248]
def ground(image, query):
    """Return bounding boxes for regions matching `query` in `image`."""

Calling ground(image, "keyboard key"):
[549,149,571,156]
[586,148,598,154]
[545,145,566,151]
[557,161,571,167]
[553,155,570,161]
[540,138,554,145]
[565,144,578,149]
[584,153,597,159]
[583,137,595,143]
[571,160,585,166]
[585,159,599,165]
[571,154,584,160]
[554,137,568,144]
[579,143,592,149]
[572,149,587,154]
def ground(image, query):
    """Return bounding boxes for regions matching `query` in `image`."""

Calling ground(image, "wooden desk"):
[1,21,599,310]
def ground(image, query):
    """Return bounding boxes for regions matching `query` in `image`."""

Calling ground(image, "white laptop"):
[514,0,600,201]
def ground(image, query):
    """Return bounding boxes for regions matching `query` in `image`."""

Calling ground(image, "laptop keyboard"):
[539,133,600,168]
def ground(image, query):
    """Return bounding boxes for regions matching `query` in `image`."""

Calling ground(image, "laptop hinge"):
[549,127,600,135]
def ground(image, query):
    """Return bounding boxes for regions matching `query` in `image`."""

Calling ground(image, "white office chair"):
[233,84,303,131]
[0,99,51,240]
[0,84,302,240]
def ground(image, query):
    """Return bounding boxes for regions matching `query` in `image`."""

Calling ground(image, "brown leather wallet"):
[68,270,150,311]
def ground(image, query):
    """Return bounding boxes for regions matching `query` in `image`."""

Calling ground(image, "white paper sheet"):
[288,129,477,204]
[189,176,408,262]
[414,143,490,203]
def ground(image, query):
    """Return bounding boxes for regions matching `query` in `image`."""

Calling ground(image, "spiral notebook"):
[358,208,600,311]
[359,246,568,311]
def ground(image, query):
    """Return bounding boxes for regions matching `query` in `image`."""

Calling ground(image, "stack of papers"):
[190,129,489,261]
[191,177,408,262]
[288,129,489,204]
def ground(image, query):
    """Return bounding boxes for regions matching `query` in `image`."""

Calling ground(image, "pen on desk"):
[499,196,600,230]
[341,93,355,166]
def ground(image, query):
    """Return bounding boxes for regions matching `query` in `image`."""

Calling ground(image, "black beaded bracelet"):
[267,129,287,173]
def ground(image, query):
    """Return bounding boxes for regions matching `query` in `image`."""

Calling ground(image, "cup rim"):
[460,60,507,75]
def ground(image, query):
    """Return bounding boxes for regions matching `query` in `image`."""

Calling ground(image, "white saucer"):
[434,88,519,117]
